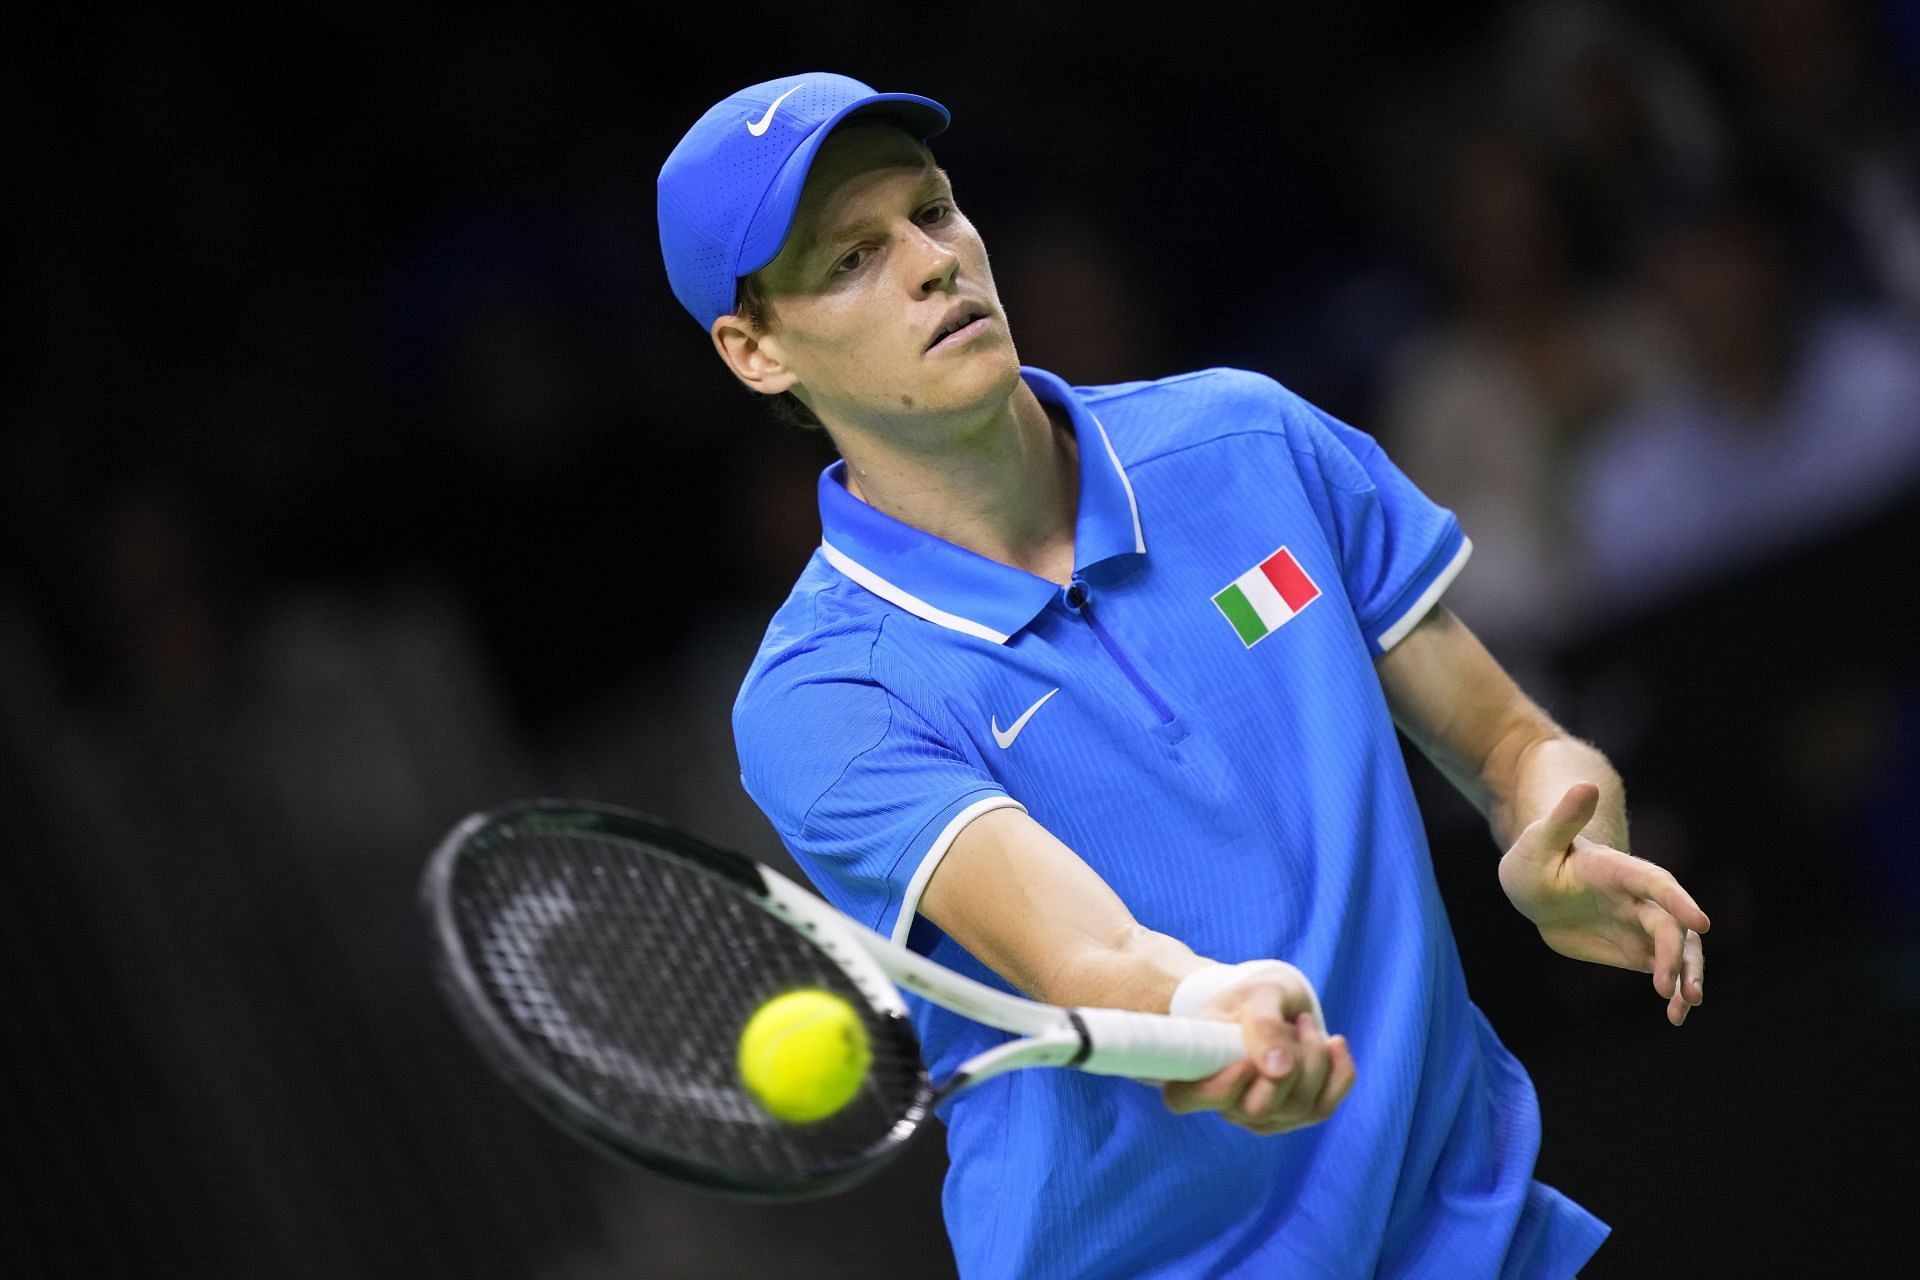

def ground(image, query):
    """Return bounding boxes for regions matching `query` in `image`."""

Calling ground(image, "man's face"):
[727,122,1019,432]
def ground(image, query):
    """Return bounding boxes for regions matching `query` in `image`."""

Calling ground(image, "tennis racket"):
[421,799,1250,1200]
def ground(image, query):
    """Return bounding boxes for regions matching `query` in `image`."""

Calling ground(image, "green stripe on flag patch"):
[1212,584,1268,646]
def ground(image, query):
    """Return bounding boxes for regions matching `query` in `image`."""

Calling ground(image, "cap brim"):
[735,93,951,279]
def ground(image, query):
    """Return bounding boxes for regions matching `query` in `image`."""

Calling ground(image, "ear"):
[711,314,800,396]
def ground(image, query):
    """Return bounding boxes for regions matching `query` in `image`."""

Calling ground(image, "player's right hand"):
[1160,980,1355,1136]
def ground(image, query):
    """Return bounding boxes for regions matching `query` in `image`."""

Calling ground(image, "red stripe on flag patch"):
[1260,547,1320,612]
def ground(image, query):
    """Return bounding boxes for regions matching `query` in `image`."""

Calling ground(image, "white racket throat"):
[754,864,1247,1091]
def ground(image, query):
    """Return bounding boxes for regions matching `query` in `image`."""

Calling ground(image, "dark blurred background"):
[5,0,1918,1275]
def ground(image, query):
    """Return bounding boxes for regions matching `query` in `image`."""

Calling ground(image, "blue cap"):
[657,73,950,330]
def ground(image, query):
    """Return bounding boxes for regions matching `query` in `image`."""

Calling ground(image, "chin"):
[936,342,1022,408]
[918,374,1011,427]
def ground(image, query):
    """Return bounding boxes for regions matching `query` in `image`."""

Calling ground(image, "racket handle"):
[1071,1008,1253,1081]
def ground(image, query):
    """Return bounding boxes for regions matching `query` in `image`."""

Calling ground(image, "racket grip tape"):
[1070,1008,1252,1081]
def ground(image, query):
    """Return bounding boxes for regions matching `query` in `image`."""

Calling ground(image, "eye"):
[919,201,953,225]
[833,246,872,275]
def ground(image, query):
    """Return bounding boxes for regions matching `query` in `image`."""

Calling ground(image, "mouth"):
[925,304,991,354]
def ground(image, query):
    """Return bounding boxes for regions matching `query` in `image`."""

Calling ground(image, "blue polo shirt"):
[733,366,1610,1279]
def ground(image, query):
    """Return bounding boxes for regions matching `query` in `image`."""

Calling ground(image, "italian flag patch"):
[1213,546,1321,647]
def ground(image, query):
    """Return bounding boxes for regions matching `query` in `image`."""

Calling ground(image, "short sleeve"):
[734,631,1021,945]
[1282,391,1472,653]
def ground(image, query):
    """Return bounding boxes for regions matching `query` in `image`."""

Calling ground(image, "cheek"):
[958,226,1002,296]
[776,301,866,367]
[780,303,914,398]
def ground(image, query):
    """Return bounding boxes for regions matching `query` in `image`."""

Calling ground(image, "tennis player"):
[658,74,1709,1279]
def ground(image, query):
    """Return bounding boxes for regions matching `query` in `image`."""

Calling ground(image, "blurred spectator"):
[371,197,726,734]
[1701,0,1920,311]
[1376,122,1676,657]
[0,475,604,1275]
[1504,0,1732,278]
[1571,186,1920,611]
[539,423,835,871]
[1853,678,1920,952]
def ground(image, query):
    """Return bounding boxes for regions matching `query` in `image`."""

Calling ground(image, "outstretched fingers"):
[1669,929,1705,1026]
[1640,898,1683,998]
[1618,859,1710,1024]
[1626,860,1712,936]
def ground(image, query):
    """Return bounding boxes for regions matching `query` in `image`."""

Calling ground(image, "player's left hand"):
[1498,782,1711,1026]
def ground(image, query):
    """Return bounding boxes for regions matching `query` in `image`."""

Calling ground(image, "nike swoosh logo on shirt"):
[992,688,1060,749]
[746,85,803,136]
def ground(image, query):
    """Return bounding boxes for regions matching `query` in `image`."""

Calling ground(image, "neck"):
[836,380,1080,585]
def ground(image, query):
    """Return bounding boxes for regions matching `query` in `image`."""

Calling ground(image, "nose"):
[908,224,960,295]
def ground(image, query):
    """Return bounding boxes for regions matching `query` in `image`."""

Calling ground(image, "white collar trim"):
[818,539,1012,644]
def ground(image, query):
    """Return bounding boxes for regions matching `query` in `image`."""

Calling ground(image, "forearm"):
[1484,728,1629,852]
[1376,607,1629,854]
[1037,922,1215,1014]
[919,807,1216,1014]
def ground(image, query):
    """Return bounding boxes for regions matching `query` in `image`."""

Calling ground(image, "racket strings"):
[450,829,926,1184]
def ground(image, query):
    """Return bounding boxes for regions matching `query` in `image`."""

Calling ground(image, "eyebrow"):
[802,166,954,263]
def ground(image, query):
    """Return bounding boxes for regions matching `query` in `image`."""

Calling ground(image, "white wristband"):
[1169,959,1325,1029]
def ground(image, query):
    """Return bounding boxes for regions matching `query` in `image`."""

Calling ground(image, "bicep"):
[916,805,1150,1004]
[1375,605,1556,805]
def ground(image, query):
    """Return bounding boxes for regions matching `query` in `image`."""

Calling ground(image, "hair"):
[733,273,823,430]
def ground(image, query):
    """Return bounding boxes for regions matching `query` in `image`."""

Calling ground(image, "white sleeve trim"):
[1374,535,1473,653]
[889,794,1028,945]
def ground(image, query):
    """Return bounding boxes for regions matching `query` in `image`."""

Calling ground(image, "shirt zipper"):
[1066,579,1176,725]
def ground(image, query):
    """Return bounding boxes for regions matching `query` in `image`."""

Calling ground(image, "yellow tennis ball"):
[737,988,872,1123]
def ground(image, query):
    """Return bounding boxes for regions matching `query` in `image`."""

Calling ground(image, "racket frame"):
[425,799,1253,1198]
[422,800,934,1199]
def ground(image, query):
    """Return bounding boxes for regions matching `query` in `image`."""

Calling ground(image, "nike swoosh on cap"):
[991,688,1060,749]
[746,85,804,137]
